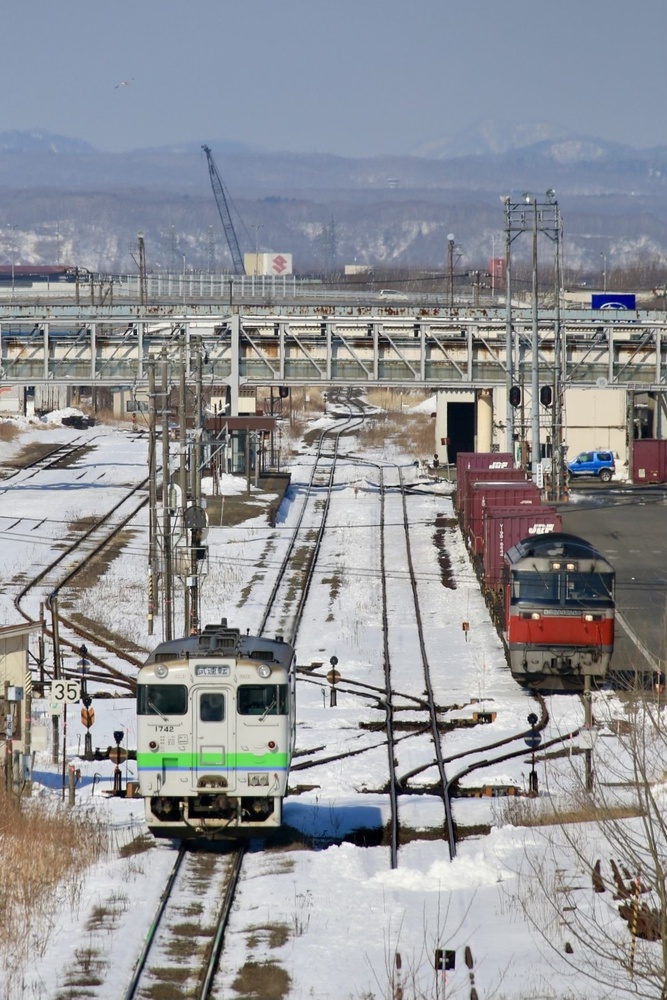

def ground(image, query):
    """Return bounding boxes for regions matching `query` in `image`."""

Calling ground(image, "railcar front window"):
[137,684,188,716]
[565,571,614,604]
[200,692,225,722]
[238,684,288,716]
[511,571,560,603]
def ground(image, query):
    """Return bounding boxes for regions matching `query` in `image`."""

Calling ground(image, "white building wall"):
[435,385,630,470]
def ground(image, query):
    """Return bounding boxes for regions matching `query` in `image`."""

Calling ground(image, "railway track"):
[259,400,366,645]
[123,844,245,1000]
[287,443,563,863]
[12,467,150,691]
[377,464,457,861]
[0,435,96,488]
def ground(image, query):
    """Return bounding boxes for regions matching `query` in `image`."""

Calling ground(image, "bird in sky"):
[114,78,134,89]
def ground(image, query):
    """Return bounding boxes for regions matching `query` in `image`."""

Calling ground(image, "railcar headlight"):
[257,663,272,679]
[155,664,168,678]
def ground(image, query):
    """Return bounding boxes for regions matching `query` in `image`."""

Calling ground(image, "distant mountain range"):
[0,127,665,277]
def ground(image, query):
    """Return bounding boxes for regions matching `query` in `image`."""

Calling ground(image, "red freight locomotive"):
[503,532,615,689]
[455,452,615,689]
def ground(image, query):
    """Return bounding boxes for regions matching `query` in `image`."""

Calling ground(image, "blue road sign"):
[524,730,543,750]
[592,293,636,310]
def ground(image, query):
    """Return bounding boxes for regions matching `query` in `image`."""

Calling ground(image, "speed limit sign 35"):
[51,680,81,703]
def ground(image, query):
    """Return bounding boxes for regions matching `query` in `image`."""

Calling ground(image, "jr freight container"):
[455,452,514,511]
[469,481,542,554]
[482,505,562,587]
[632,439,667,484]
[463,468,529,537]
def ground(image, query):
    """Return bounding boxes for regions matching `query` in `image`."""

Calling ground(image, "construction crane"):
[201,144,246,276]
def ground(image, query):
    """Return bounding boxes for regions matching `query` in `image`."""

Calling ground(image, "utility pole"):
[551,208,566,502]
[50,595,61,765]
[161,350,173,641]
[180,338,190,631]
[447,233,455,313]
[502,191,562,489]
[189,344,205,634]
[503,200,515,457]
[531,197,540,481]
[138,232,147,308]
[148,358,158,635]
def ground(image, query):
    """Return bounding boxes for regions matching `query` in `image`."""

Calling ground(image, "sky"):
[3,0,666,157]
[0,405,662,998]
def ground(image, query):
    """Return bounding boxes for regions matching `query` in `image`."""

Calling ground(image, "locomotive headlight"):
[530,612,541,620]
[268,740,276,750]
[155,664,168,679]
[257,663,272,679]
[149,740,158,751]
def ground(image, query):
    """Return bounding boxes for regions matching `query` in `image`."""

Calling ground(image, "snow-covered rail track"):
[123,844,245,1000]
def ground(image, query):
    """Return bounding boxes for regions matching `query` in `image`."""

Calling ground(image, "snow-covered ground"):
[0,408,658,1000]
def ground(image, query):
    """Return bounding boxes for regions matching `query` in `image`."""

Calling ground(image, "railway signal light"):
[435,949,456,971]
[509,385,521,408]
[540,385,553,407]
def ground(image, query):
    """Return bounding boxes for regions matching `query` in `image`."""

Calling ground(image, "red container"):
[633,439,667,484]
[455,452,514,511]
[463,469,528,536]
[469,480,541,553]
[482,505,562,586]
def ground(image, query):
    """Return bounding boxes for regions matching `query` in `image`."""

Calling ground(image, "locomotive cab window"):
[565,571,614,604]
[138,684,188,716]
[238,684,288,716]
[511,571,560,603]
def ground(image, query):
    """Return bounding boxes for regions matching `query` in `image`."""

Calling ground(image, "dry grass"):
[498,793,643,828]
[0,785,110,988]
[231,960,291,1000]
[288,387,327,413]
[0,421,20,442]
[3,440,57,468]
[119,832,155,857]
[365,387,431,412]
[357,409,435,457]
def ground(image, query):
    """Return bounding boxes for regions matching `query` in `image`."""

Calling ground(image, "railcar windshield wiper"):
[148,698,168,721]
[260,697,277,722]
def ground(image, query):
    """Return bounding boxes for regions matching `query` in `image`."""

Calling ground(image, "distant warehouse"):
[244,253,292,277]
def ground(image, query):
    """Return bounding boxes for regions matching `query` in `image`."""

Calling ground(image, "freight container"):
[463,468,528,536]
[632,439,667,484]
[455,452,514,511]
[482,505,562,587]
[469,481,542,553]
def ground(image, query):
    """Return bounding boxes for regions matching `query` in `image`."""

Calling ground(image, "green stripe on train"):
[137,752,290,769]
